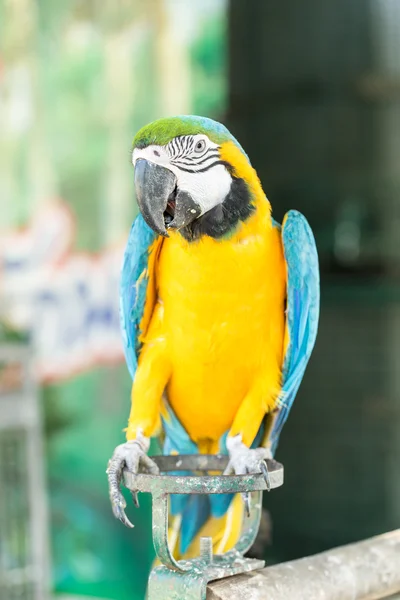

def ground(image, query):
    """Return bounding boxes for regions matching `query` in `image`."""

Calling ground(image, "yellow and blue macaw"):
[107,115,319,559]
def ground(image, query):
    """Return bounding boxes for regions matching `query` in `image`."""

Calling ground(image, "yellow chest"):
[155,207,287,443]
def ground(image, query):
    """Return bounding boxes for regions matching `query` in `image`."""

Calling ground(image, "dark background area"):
[227,0,400,562]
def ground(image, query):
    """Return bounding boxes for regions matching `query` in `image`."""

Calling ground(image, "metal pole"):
[208,530,400,600]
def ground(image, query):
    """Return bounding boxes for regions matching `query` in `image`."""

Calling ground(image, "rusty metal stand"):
[124,454,284,600]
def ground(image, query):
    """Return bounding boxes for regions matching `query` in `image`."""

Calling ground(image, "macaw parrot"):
[107,115,319,559]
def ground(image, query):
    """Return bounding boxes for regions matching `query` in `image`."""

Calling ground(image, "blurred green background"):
[1,1,400,599]
[1,2,227,599]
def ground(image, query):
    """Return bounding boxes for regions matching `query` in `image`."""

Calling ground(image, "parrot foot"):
[224,435,272,516]
[106,432,159,528]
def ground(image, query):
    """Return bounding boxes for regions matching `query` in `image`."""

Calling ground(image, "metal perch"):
[123,454,284,600]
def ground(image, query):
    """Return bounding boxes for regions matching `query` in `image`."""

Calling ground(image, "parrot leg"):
[106,431,159,528]
[224,435,272,515]
[107,310,170,527]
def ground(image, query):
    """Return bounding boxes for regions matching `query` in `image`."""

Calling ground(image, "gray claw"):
[242,493,251,517]
[113,498,134,529]
[223,460,234,477]
[259,460,271,491]
[107,455,134,528]
[225,436,273,512]
[106,437,158,528]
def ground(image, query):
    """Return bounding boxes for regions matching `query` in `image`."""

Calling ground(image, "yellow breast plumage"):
[154,196,286,447]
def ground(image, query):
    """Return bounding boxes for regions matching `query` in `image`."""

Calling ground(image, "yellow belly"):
[157,211,286,444]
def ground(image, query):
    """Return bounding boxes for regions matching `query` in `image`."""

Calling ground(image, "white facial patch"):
[132,134,232,215]
[132,145,170,167]
[172,164,231,215]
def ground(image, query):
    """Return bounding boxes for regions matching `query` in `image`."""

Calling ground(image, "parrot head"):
[132,115,268,241]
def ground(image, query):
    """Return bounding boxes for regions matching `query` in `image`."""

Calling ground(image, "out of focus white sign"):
[0,202,126,382]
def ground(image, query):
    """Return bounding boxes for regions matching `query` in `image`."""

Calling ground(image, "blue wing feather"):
[119,214,157,379]
[270,210,320,454]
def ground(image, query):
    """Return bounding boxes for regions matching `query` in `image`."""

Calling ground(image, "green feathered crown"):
[133,115,249,161]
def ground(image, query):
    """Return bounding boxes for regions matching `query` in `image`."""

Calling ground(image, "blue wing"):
[270,210,320,454]
[119,214,158,379]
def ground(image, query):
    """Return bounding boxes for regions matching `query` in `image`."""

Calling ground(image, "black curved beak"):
[134,159,176,237]
[134,159,202,237]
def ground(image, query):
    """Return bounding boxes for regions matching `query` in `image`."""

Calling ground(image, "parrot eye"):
[194,139,206,153]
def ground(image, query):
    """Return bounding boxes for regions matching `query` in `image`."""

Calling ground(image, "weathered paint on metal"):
[123,454,284,495]
[123,454,284,600]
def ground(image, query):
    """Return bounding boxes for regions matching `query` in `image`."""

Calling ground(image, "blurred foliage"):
[191,15,227,116]
[0,322,29,344]
[0,1,228,598]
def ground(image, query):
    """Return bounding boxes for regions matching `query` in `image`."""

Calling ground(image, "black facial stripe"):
[173,138,182,158]
[174,160,230,174]
[171,150,220,167]
[166,136,221,163]
[170,137,179,157]
[193,145,218,160]
[193,148,209,159]
[174,136,187,158]
[179,140,187,158]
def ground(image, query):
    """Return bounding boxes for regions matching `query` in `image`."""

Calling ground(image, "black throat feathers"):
[179,177,255,242]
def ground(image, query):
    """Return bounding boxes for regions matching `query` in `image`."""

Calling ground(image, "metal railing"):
[0,343,50,600]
